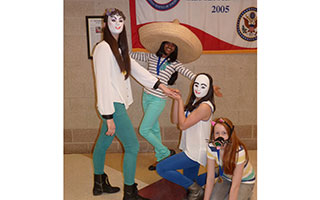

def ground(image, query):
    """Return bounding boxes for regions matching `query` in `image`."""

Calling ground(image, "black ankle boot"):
[93,173,120,196]
[187,182,204,200]
[123,183,150,200]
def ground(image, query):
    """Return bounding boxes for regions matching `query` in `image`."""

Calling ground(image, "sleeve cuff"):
[102,114,113,120]
[153,80,161,89]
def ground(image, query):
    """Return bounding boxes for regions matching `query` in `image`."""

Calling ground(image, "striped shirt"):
[207,143,256,184]
[130,52,195,99]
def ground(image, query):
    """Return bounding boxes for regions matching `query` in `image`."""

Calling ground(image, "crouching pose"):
[156,73,216,200]
[204,117,256,200]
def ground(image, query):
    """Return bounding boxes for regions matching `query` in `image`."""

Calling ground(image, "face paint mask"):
[193,74,210,98]
[213,137,227,150]
[108,14,124,35]
[210,119,234,149]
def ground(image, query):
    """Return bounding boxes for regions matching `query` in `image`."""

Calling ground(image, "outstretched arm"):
[175,63,196,80]
[130,58,159,88]
[129,51,150,62]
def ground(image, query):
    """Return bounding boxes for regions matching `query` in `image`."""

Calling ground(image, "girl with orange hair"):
[204,117,255,200]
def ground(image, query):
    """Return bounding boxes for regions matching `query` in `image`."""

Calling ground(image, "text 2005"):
[211,5,230,13]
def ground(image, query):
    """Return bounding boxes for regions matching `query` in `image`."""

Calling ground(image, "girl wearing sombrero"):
[130,19,222,171]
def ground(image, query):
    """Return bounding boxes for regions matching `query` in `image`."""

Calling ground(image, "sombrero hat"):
[138,19,203,63]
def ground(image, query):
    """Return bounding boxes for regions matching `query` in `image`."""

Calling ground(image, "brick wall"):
[64,125,257,154]
[64,0,257,154]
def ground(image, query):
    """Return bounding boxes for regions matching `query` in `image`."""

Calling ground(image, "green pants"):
[139,92,169,161]
[93,103,139,185]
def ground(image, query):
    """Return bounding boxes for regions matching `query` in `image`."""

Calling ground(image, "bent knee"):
[123,142,139,154]
[156,161,166,175]
[139,126,150,137]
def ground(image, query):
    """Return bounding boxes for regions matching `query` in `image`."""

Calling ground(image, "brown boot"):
[93,173,120,195]
[187,182,204,200]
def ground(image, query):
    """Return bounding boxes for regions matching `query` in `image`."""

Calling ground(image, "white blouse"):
[93,41,158,115]
[179,101,214,166]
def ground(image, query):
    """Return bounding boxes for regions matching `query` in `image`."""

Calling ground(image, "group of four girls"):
[91,8,255,200]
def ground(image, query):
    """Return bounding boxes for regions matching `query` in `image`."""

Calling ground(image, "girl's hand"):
[170,88,180,95]
[168,88,181,100]
[214,85,223,97]
[158,83,176,97]
[106,119,116,136]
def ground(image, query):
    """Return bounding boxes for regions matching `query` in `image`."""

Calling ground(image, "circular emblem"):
[146,0,180,11]
[236,7,257,42]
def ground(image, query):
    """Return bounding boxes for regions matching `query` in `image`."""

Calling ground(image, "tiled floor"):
[64,151,257,200]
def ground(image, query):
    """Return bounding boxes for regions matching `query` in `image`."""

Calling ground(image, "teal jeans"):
[139,92,169,161]
[92,103,139,185]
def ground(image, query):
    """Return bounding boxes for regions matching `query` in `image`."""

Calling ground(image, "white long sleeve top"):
[93,41,158,116]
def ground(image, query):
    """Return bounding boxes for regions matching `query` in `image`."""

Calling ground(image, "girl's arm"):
[213,86,223,97]
[130,58,176,97]
[178,101,211,130]
[130,58,158,89]
[175,63,196,80]
[171,93,211,130]
[204,158,216,200]
[129,51,150,62]
[93,43,115,117]
[228,162,245,200]
[93,43,117,136]
[171,97,180,124]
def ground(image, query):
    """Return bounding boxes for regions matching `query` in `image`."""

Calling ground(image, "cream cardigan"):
[93,41,158,116]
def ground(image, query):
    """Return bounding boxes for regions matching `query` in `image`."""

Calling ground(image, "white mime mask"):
[107,14,124,35]
[193,74,210,98]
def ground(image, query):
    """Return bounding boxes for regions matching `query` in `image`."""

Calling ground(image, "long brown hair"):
[103,8,131,79]
[185,73,215,113]
[211,117,249,175]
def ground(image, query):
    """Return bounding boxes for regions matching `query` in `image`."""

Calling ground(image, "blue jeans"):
[139,92,169,161]
[156,152,207,189]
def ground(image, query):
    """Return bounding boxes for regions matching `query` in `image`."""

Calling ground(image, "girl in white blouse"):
[91,8,174,200]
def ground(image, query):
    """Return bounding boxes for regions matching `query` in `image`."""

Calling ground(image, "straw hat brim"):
[138,20,203,63]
